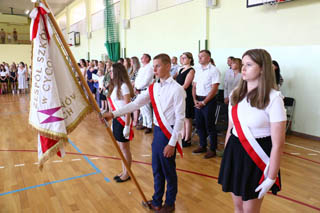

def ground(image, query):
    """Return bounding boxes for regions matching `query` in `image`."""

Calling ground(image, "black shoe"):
[192,146,207,154]
[113,175,120,180]
[115,176,131,183]
[182,139,192,147]
[144,128,152,134]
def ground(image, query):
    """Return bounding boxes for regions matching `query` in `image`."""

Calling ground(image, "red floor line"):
[275,194,320,211]
[283,152,320,165]
[1,149,319,165]
[0,149,319,211]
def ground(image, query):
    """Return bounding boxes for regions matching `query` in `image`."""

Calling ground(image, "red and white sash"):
[107,97,134,140]
[232,104,280,188]
[149,83,183,158]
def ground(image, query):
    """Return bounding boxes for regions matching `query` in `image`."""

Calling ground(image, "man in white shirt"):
[192,50,221,159]
[170,56,179,79]
[134,54,154,133]
[103,54,185,213]
[224,56,235,101]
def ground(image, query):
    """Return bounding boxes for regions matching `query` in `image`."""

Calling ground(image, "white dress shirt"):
[134,63,154,90]
[113,77,186,147]
[194,63,221,96]
[224,70,242,98]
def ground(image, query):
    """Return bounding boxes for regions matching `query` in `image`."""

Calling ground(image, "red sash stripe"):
[232,104,280,188]
[149,84,183,158]
[107,97,134,140]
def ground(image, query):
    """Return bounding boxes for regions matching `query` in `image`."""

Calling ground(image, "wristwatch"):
[201,101,206,106]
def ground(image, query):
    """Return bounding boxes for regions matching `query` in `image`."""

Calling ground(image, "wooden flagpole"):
[40,0,149,206]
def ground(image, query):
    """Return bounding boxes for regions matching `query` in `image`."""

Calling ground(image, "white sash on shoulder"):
[149,83,183,157]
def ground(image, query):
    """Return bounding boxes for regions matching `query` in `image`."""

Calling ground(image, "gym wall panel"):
[209,0,320,137]
[125,0,205,61]
[0,45,31,65]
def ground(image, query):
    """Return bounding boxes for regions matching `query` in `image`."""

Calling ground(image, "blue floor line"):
[0,139,108,197]
[68,139,101,173]
[0,172,98,196]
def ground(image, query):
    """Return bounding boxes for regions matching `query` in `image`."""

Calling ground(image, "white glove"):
[123,125,130,139]
[255,177,276,199]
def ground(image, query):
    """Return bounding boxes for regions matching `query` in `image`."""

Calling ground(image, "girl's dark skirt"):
[112,119,129,143]
[218,133,281,201]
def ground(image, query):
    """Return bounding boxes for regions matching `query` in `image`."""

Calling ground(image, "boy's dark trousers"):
[151,126,177,207]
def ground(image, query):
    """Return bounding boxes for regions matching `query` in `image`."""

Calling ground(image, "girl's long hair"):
[108,63,134,99]
[272,60,281,85]
[231,49,277,109]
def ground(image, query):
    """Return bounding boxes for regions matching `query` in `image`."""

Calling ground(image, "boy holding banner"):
[103,54,185,213]
[218,49,286,212]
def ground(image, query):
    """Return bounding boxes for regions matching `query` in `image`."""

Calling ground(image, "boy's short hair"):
[199,49,211,57]
[153,54,171,65]
[143,54,151,62]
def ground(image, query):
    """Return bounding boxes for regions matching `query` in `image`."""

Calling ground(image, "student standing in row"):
[219,49,286,212]
[107,63,135,183]
[175,52,195,147]
[134,54,154,134]
[103,54,185,213]
[192,50,221,159]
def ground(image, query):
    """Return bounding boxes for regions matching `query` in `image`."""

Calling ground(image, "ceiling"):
[0,0,75,17]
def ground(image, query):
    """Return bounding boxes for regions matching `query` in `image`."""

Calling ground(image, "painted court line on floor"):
[68,139,110,182]
[0,172,98,196]
[0,149,318,210]
[68,139,102,174]
[90,157,99,160]
[0,140,108,197]
[285,142,320,154]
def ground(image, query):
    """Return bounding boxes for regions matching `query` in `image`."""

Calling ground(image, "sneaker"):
[204,150,216,159]
[192,146,207,154]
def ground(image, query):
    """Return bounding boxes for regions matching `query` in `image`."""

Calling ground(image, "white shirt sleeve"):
[168,87,186,147]
[113,89,151,118]
[193,66,199,83]
[121,83,130,96]
[267,94,287,123]
[211,67,221,85]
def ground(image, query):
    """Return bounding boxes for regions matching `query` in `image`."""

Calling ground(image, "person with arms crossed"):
[218,49,286,212]
[103,54,185,213]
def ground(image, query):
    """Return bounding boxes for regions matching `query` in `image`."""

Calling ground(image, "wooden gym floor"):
[0,94,319,212]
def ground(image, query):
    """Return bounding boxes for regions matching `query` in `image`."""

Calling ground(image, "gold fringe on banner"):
[38,137,68,170]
